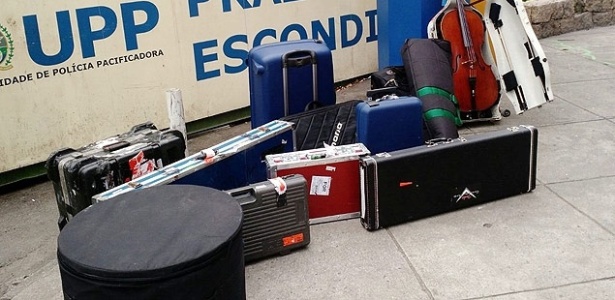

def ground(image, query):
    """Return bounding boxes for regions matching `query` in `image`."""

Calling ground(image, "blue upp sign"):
[23,1,159,66]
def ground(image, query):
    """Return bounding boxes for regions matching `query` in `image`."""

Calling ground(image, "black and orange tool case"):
[226,174,310,262]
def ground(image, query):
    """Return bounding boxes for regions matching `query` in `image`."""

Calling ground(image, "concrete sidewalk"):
[1,25,615,299]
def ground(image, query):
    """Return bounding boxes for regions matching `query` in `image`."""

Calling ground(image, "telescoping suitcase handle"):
[282,50,322,116]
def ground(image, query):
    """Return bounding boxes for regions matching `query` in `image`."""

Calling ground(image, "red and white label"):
[268,177,287,196]
[129,151,156,179]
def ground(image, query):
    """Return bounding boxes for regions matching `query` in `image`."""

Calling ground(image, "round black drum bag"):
[57,185,245,300]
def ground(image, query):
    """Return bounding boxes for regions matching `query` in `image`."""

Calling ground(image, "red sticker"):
[282,233,304,247]
[129,151,155,179]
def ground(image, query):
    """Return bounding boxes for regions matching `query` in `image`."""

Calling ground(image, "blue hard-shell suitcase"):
[248,39,336,128]
[356,97,424,154]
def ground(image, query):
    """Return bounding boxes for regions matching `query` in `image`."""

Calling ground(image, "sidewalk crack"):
[460,276,615,300]
[386,228,435,300]
[545,184,615,237]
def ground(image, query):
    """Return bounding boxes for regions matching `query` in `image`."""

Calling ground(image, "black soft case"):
[57,185,245,300]
[401,38,460,140]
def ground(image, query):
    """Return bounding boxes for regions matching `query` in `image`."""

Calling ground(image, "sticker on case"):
[310,176,331,196]
[129,151,156,179]
[268,177,287,196]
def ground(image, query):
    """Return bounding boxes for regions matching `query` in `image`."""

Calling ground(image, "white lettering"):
[331,122,344,146]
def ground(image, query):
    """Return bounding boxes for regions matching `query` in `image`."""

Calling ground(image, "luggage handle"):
[229,186,287,208]
[366,87,399,101]
[128,121,157,134]
[425,137,465,147]
[229,189,258,206]
[426,137,451,145]
[112,122,159,150]
[102,141,131,152]
[283,52,317,68]
[282,50,320,115]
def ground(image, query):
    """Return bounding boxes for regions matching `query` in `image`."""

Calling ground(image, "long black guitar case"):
[360,125,537,231]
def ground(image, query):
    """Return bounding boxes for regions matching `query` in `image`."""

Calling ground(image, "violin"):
[437,0,499,113]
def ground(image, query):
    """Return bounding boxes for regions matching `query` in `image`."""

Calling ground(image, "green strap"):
[417,86,458,105]
[424,108,462,126]
[417,86,462,126]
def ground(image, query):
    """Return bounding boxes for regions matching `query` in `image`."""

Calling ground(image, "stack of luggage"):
[50,18,547,294]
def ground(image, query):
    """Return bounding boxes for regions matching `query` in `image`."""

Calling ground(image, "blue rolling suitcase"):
[248,39,336,128]
[356,97,424,154]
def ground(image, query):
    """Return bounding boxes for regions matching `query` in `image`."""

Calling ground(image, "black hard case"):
[46,122,186,230]
[370,66,412,97]
[226,174,310,263]
[360,126,537,230]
